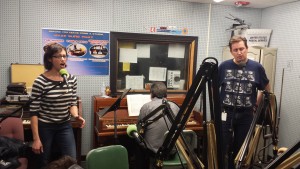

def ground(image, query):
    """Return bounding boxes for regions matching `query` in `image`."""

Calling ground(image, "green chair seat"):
[163,152,187,166]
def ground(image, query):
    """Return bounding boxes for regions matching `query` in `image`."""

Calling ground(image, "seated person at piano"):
[136,82,180,169]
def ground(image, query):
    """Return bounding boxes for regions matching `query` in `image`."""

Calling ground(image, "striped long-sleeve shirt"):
[30,74,77,123]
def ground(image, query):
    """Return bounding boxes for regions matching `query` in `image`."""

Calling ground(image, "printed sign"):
[42,28,110,75]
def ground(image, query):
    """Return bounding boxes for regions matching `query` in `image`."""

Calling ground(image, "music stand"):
[97,88,131,144]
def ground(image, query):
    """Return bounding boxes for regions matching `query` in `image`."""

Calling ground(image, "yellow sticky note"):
[123,62,130,71]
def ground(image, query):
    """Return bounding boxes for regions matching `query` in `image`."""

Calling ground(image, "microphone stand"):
[138,99,189,169]
[156,57,223,169]
[0,81,66,128]
[97,88,131,144]
[264,140,300,169]
[235,91,270,169]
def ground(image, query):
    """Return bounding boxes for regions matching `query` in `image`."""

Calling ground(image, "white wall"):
[262,1,300,148]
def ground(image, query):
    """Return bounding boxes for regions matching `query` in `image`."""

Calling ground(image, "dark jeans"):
[37,121,76,168]
[222,108,253,169]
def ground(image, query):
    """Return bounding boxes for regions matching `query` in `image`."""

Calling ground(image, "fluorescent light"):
[214,0,224,2]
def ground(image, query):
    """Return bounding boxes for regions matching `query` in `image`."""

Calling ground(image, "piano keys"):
[93,95,203,147]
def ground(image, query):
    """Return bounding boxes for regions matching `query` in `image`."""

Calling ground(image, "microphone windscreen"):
[59,69,69,76]
[126,125,137,138]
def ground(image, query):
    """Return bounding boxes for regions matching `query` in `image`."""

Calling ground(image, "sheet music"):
[127,94,151,116]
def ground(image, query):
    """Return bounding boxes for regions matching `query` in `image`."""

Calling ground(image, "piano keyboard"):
[104,121,198,129]
[105,124,134,129]
[187,121,197,125]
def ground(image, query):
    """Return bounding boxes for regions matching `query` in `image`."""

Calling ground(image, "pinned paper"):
[119,48,138,63]
[123,62,130,71]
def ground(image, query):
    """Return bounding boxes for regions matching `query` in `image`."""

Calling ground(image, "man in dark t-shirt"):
[218,35,270,169]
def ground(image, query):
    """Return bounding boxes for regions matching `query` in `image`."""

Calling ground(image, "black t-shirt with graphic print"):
[218,59,269,108]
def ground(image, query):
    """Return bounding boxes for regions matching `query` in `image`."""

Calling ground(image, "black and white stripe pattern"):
[30,74,77,123]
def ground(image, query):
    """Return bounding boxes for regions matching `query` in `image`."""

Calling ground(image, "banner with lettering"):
[42,28,110,75]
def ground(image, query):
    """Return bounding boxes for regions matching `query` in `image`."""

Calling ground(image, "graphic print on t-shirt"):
[223,69,255,108]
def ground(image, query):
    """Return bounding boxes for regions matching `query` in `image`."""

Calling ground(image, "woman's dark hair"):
[229,35,248,50]
[150,82,167,99]
[43,42,67,70]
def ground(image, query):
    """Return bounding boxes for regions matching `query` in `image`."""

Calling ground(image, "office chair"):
[159,130,198,169]
[86,145,129,169]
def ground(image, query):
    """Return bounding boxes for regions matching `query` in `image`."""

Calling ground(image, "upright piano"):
[93,94,203,148]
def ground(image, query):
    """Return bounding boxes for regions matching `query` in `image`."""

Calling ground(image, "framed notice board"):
[11,64,44,90]
[110,32,198,95]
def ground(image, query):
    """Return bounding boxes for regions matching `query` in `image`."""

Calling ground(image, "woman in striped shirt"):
[30,42,85,168]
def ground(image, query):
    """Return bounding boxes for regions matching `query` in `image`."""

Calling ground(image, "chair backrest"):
[0,117,24,140]
[180,130,197,150]
[86,145,129,169]
[161,130,197,168]
[164,129,197,152]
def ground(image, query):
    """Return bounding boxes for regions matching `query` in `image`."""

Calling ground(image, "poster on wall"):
[42,28,110,75]
[238,29,272,47]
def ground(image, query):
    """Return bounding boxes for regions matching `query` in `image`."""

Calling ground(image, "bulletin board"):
[110,32,198,95]
[11,64,44,89]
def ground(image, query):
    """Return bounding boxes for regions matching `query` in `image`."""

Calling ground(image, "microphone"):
[237,62,246,79]
[126,125,144,144]
[238,62,246,71]
[59,69,69,87]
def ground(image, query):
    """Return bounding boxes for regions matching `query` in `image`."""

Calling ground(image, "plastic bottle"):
[101,82,106,96]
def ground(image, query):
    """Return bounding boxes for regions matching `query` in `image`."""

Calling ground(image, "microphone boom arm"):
[155,57,224,169]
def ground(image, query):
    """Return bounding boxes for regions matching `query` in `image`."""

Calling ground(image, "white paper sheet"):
[119,48,138,63]
[127,94,152,116]
[149,67,166,81]
[168,43,185,58]
[137,44,151,58]
[125,75,144,89]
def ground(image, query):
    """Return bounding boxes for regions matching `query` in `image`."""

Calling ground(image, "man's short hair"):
[229,35,248,50]
[150,82,167,99]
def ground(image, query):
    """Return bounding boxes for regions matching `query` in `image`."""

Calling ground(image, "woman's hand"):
[76,116,85,128]
[32,139,43,154]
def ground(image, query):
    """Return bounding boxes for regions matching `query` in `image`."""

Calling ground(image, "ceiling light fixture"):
[213,0,224,2]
